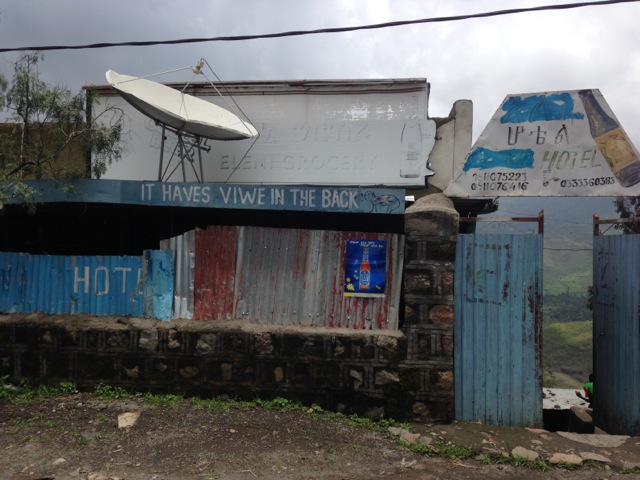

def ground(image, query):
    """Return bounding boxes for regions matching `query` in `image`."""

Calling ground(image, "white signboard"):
[96,80,436,187]
[446,89,640,197]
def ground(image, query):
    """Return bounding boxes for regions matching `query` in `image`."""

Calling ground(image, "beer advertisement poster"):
[445,89,640,197]
[344,240,387,298]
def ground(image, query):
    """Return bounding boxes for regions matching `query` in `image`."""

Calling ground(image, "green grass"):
[543,321,592,388]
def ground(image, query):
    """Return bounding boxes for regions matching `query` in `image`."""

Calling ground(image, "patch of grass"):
[256,396,303,412]
[94,383,129,400]
[0,377,79,403]
[139,392,184,407]
[623,466,640,475]
[406,441,434,455]
[432,440,473,460]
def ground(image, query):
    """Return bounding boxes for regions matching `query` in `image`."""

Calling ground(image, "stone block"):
[429,305,454,325]
[105,331,129,351]
[254,333,275,356]
[138,329,159,352]
[221,332,249,356]
[195,333,218,355]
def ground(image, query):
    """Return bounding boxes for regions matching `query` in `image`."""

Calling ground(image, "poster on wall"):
[445,89,640,197]
[344,240,387,298]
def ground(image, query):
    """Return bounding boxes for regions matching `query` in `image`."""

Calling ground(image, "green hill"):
[543,321,592,388]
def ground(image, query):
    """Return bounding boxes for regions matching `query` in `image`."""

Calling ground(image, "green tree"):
[612,196,640,233]
[0,52,124,204]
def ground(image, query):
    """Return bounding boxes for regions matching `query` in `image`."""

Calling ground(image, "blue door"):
[455,233,543,427]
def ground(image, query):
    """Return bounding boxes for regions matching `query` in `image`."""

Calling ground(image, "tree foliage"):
[613,196,640,233]
[544,292,591,323]
[0,52,125,204]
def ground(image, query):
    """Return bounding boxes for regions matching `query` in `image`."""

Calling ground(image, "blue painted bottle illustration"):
[359,247,370,290]
[579,89,640,188]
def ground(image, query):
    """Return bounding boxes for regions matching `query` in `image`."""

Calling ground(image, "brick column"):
[402,193,458,421]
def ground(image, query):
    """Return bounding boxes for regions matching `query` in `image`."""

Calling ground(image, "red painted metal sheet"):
[233,227,402,330]
[193,226,237,320]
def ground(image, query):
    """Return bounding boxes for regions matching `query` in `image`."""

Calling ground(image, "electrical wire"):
[0,0,638,53]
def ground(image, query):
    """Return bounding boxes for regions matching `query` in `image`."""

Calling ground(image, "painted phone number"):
[559,177,615,188]
[470,172,529,192]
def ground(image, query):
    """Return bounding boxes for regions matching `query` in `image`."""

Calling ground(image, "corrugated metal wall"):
[0,252,145,316]
[160,229,195,319]
[593,235,640,436]
[454,233,543,428]
[1,226,403,329]
[194,226,238,320]
[167,226,403,329]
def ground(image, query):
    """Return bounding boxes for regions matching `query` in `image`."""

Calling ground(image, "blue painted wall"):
[0,252,173,319]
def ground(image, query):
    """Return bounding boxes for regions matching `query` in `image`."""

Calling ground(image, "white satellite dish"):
[106,69,258,182]
[106,70,258,140]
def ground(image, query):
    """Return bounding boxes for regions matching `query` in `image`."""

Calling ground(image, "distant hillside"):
[477,196,619,295]
[543,321,592,388]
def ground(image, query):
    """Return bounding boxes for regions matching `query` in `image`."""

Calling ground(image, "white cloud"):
[1,0,639,145]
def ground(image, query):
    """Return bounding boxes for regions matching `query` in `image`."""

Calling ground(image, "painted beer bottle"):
[579,89,640,187]
[359,247,371,290]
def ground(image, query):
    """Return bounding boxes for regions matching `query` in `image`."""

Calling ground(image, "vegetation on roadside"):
[0,378,620,473]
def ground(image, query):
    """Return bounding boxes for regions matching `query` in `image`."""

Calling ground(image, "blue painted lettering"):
[463,147,534,171]
[500,93,585,124]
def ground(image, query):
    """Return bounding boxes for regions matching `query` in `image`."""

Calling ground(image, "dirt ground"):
[1,392,639,480]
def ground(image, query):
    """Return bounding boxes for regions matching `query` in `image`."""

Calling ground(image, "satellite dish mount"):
[106,59,258,183]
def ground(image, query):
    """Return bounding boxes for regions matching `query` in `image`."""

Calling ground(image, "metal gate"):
[454,218,543,428]
[592,217,640,436]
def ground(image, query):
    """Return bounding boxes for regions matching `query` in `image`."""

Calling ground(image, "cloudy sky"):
[1,0,639,146]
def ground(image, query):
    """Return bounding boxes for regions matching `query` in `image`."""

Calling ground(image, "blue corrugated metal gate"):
[593,234,640,436]
[454,233,543,428]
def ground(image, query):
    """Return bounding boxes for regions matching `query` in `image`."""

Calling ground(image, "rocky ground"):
[1,391,639,480]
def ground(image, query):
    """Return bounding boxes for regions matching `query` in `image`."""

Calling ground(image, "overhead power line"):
[0,0,638,54]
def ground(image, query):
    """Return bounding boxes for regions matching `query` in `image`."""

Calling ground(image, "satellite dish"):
[106,70,258,140]
[106,68,258,183]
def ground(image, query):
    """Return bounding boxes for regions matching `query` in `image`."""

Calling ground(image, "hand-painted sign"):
[7,179,405,214]
[445,89,640,197]
[96,80,436,187]
[344,240,387,298]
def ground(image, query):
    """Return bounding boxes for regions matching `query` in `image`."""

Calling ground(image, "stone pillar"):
[402,193,458,421]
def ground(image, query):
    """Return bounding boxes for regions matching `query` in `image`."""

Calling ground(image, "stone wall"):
[402,194,458,420]
[0,194,459,422]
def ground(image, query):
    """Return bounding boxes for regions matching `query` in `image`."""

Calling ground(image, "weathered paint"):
[194,226,238,320]
[172,226,402,329]
[142,250,175,321]
[93,79,436,186]
[446,89,640,197]
[160,230,195,319]
[0,252,144,316]
[454,233,543,428]
[593,234,640,436]
[5,179,405,215]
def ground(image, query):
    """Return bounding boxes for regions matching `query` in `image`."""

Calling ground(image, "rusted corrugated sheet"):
[0,252,144,316]
[234,227,403,329]
[454,234,543,428]
[593,235,640,436]
[193,226,238,320]
[160,230,195,319]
